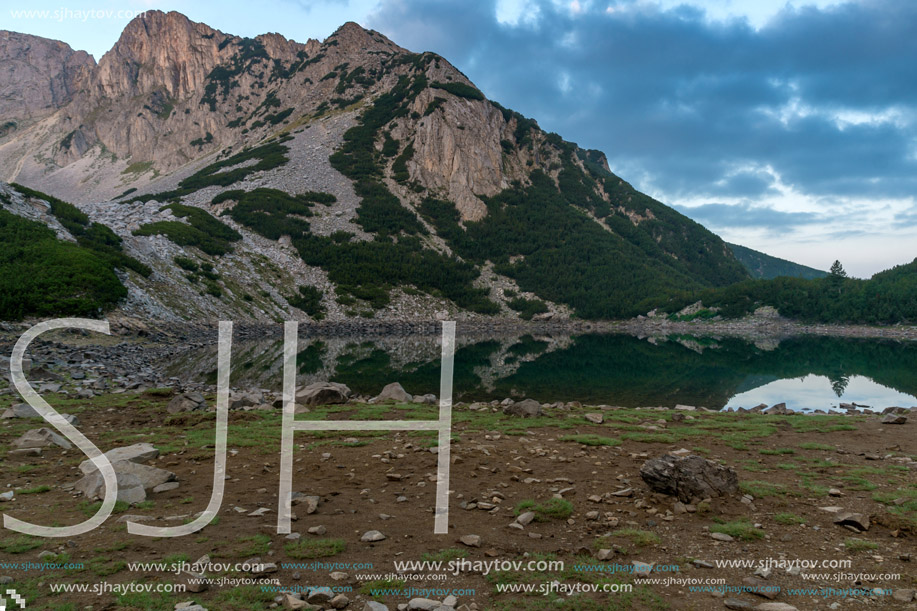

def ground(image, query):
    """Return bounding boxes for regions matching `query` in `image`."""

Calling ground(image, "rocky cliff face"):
[0,31,94,128]
[0,12,748,323]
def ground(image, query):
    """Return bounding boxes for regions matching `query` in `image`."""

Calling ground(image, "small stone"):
[828,488,842,497]
[516,511,536,526]
[892,589,915,603]
[459,534,481,547]
[584,413,604,424]
[361,530,386,542]
[711,532,734,542]
[153,482,180,493]
[308,525,327,535]
[330,593,351,609]
[724,600,754,610]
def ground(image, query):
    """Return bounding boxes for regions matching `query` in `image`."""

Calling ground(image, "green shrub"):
[220,188,333,240]
[507,297,548,320]
[289,285,326,319]
[0,209,128,320]
[134,204,241,256]
[431,81,485,101]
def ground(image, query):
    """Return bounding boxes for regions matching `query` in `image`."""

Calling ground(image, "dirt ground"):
[0,392,914,611]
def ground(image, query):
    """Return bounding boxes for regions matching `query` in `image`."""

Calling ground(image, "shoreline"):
[4,314,917,342]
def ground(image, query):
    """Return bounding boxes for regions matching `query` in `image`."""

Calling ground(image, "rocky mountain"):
[0,11,750,323]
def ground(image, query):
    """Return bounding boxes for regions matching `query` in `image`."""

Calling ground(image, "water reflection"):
[160,332,917,411]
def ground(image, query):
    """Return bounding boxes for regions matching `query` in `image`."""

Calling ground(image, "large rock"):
[881,413,907,424]
[373,382,412,403]
[230,390,263,410]
[12,428,72,450]
[834,512,869,532]
[1,403,40,418]
[79,443,159,473]
[167,393,206,413]
[75,471,146,504]
[640,454,738,502]
[296,382,351,407]
[503,399,542,417]
[78,460,175,491]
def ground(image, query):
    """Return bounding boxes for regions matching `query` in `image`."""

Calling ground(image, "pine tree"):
[829,260,847,278]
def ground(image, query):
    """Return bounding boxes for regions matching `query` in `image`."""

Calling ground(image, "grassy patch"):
[0,535,41,554]
[606,528,661,547]
[711,519,765,541]
[514,498,573,521]
[284,538,346,559]
[420,548,468,562]
[844,538,878,553]
[740,480,788,497]
[774,512,806,525]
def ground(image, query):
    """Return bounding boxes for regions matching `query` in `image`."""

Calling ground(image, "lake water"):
[162,332,917,412]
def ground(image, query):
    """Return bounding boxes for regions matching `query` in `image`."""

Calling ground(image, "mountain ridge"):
[0,12,751,323]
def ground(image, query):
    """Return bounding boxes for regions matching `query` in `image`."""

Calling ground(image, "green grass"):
[604,528,661,547]
[283,538,346,559]
[774,512,806,525]
[211,585,275,608]
[560,434,622,447]
[739,480,788,497]
[620,432,676,444]
[711,519,765,541]
[0,535,42,554]
[360,578,407,598]
[514,498,573,521]
[420,548,468,562]
[236,534,271,556]
[760,448,796,455]
[18,484,52,494]
[844,538,878,553]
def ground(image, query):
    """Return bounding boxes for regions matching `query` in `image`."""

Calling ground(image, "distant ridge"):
[727,243,827,280]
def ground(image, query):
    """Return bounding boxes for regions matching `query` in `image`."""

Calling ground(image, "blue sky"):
[3,0,915,277]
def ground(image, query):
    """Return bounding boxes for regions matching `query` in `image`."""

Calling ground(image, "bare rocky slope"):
[0,11,750,323]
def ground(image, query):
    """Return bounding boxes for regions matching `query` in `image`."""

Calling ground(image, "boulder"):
[2,403,40,418]
[75,471,146,504]
[640,454,738,502]
[296,382,351,407]
[833,512,869,532]
[79,460,174,491]
[504,398,542,417]
[79,443,159,473]
[881,413,907,425]
[373,382,412,403]
[12,428,72,450]
[167,393,206,414]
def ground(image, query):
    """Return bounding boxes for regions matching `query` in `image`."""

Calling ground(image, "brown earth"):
[0,392,914,611]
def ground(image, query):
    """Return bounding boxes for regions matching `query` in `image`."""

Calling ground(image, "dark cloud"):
[673,202,821,230]
[368,0,917,206]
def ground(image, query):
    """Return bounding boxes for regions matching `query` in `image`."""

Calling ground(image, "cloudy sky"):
[4,0,916,277]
